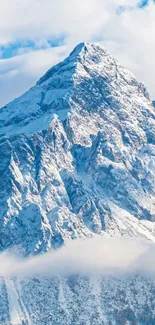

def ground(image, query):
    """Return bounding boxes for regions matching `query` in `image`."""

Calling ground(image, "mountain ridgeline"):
[0,42,155,254]
[0,42,155,324]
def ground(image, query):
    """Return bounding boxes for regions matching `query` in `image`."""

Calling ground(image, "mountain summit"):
[1,42,155,324]
[0,42,150,135]
[0,42,155,254]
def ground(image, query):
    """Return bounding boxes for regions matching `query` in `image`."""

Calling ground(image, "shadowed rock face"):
[152,100,155,108]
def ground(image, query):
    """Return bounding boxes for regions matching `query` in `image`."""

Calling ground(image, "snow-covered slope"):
[1,42,155,324]
[0,275,155,325]
[1,42,155,254]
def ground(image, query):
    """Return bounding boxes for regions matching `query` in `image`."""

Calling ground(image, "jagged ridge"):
[0,42,155,255]
[1,41,155,325]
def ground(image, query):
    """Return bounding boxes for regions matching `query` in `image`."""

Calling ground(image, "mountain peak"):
[0,41,151,136]
[69,41,89,56]
[69,41,107,58]
[0,41,155,255]
[1,41,155,324]
[37,42,107,86]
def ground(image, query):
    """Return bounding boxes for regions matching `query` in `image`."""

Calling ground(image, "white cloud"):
[0,236,155,278]
[0,45,68,106]
[0,0,144,46]
[0,0,155,106]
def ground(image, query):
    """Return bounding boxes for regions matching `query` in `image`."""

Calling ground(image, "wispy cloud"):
[0,236,155,278]
[0,0,155,106]
[0,36,66,59]
[0,45,68,106]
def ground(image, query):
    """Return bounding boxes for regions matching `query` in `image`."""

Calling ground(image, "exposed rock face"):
[1,42,155,324]
[1,42,155,254]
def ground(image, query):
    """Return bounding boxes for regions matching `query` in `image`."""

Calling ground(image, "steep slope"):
[1,42,155,254]
[1,42,155,325]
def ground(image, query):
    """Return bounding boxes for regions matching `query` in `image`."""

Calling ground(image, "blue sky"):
[0,35,66,60]
[0,0,155,106]
[139,0,149,7]
[0,0,150,61]
[0,41,35,59]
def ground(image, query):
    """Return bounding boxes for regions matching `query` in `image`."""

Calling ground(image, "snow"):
[0,42,155,252]
[5,278,32,325]
[2,274,154,325]
[1,41,155,324]
[5,278,23,325]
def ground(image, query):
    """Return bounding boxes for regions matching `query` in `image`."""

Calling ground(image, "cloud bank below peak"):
[1,236,155,279]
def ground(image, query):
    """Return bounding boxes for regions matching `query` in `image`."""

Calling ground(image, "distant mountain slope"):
[0,275,154,325]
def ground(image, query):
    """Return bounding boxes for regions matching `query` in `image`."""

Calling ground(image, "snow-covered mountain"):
[1,42,155,254]
[1,42,155,324]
